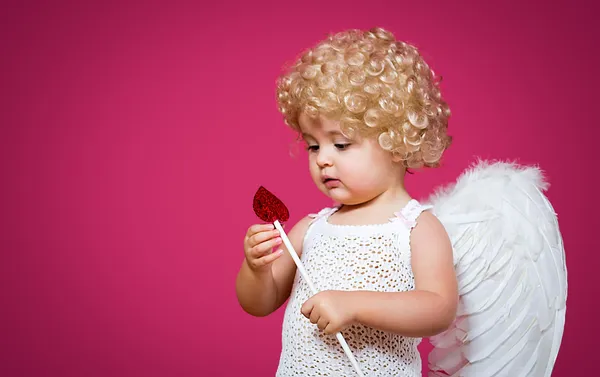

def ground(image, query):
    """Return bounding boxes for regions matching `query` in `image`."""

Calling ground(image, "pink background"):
[1,1,598,376]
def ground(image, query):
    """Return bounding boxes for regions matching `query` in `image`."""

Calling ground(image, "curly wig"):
[276,27,452,168]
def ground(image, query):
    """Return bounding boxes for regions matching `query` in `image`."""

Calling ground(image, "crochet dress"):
[276,199,432,377]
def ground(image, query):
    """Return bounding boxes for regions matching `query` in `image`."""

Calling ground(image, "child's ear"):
[391,153,404,163]
[391,154,409,172]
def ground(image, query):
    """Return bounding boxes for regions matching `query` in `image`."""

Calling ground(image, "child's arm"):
[354,211,458,336]
[301,211,458,337]
[236,216,312,317]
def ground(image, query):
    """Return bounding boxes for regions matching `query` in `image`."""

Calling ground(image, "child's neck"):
[334,186,413,225]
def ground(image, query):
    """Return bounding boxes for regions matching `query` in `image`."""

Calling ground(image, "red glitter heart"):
[253,186,290,223]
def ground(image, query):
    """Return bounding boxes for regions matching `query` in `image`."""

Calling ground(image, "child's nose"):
[316,150,333,167]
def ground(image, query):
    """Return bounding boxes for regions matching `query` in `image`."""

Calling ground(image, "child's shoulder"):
[284,206,338,253]
[283,213,317,254]
[409,205,451,254]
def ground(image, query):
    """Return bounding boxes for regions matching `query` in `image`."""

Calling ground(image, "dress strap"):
[391,199,433,230]
[303,205,340,245]
[307,206,340,225]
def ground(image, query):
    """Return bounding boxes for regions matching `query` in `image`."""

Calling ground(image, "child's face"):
[299,113,404,206]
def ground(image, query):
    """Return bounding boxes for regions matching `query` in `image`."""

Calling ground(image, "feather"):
[426,159,567,377]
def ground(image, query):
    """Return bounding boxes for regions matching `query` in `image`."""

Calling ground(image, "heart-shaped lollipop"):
[253,186,290,223]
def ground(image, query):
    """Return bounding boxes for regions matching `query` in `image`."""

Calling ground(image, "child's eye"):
[335,143,350,150]
[306,145,319,152]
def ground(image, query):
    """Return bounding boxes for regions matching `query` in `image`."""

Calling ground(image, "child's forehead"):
[298,113,343,137]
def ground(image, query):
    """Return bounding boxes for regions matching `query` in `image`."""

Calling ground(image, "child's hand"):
[301,291,357,334]
[244,224,284,272]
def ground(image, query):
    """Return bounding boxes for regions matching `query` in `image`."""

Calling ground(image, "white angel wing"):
[425,160,567,377]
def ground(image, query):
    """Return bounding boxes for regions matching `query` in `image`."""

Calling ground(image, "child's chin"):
[318,186,340,199]
[324,189,353,204]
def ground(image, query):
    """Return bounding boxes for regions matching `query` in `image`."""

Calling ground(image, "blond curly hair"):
[276,27,452,169]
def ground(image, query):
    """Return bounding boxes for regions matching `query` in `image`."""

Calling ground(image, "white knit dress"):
[276,199,433,377]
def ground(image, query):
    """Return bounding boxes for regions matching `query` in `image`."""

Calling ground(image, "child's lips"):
[323,178,341,188]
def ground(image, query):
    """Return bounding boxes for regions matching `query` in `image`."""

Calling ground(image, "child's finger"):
[248,229,280,249]
[301,299,314,319]
[323,323,335,335]
[317,317,329,331]
[250,237,282,258]
[246,223,275,238]
[309,307,320,324]
[254,249,284,267]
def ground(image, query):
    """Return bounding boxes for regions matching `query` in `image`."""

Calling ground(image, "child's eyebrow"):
[301,131,345,139]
